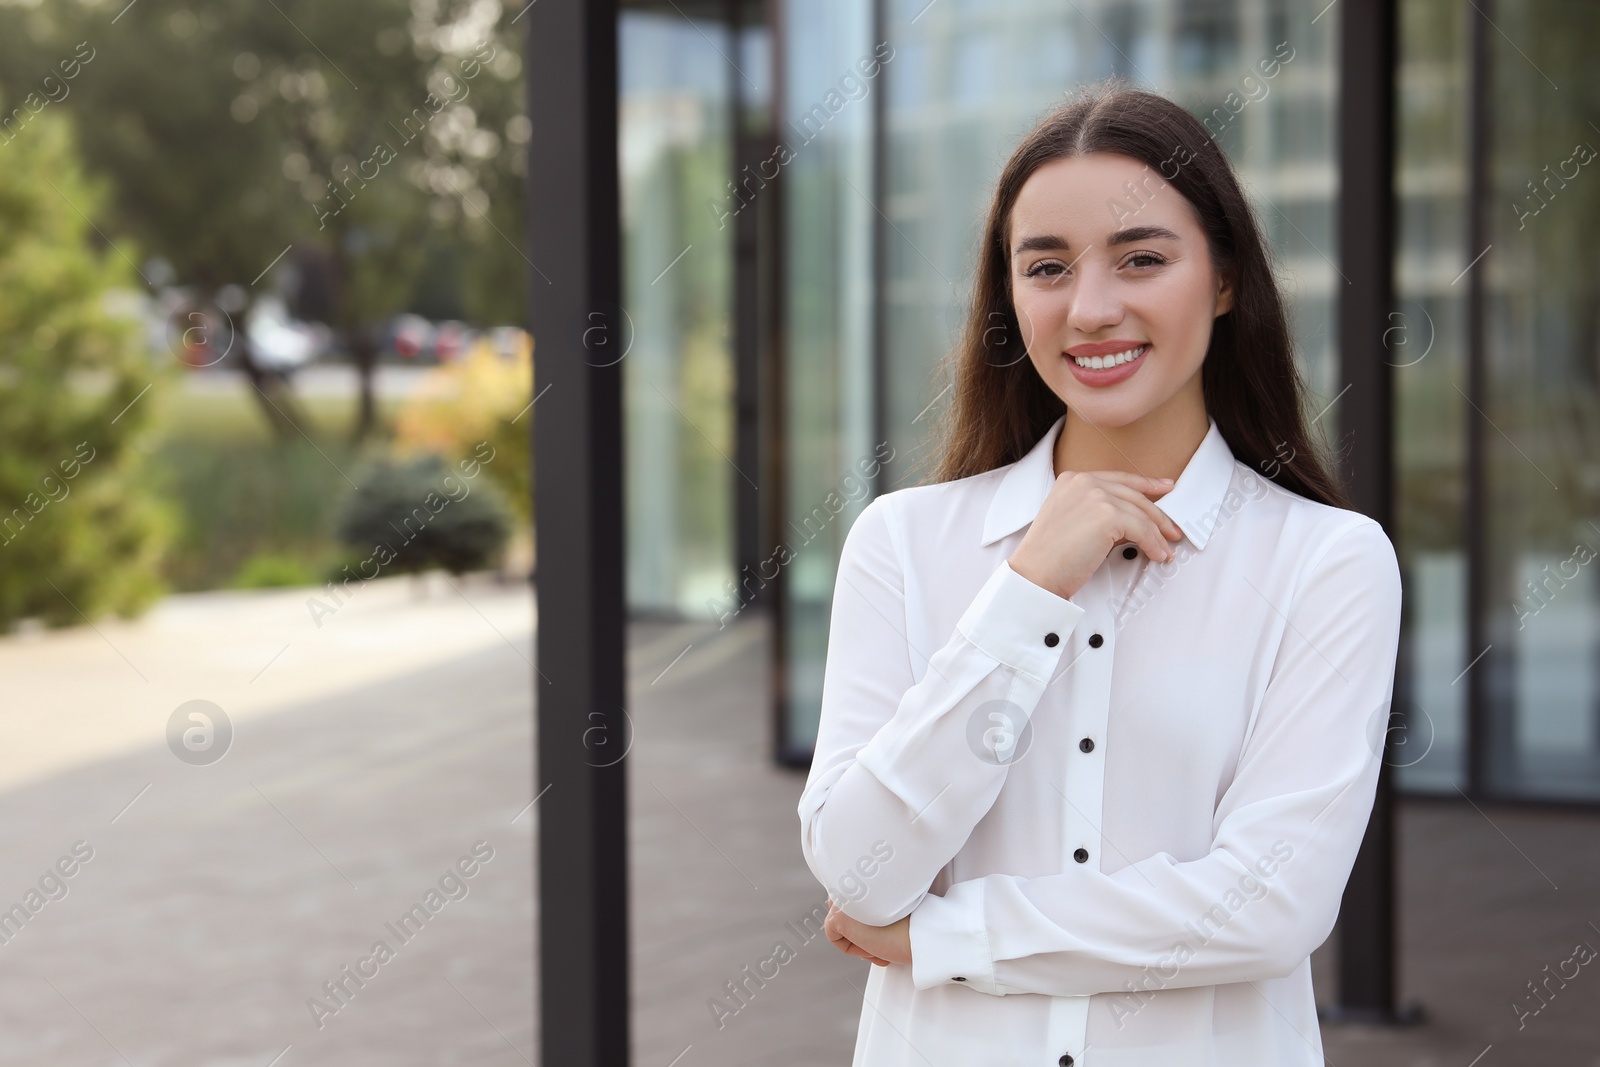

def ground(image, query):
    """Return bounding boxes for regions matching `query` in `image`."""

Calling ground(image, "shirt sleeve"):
[797,493,1087,927]
[908,519,1403,997]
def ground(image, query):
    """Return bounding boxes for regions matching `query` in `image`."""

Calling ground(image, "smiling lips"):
[1068,347,1145,375]
[1065,340,1150,385]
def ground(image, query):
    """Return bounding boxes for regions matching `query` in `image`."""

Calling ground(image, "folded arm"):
[797,494,1087,927]
[908,520,1404,997]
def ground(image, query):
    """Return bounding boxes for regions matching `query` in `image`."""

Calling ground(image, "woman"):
[797,79,1403,1066]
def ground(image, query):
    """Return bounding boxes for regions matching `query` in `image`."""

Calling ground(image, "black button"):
[952,975,966,982]
[1122,545,1137,559]
[1060,1055,1075,1067]
[1088,633,1103,648]
[1044,632,1059,647]
[1074,848,1089,863]
[1079,737,1094,753]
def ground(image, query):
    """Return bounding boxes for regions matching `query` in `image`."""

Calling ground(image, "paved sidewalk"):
[0,571,540,1066]
[0,585,1596,1065]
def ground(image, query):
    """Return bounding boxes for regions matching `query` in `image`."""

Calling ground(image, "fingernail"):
[1160,477,1175,484]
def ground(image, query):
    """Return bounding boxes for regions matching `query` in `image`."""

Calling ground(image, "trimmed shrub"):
[334,451,511,576]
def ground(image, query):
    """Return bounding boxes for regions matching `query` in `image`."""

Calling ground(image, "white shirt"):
[798,412,1403,1067]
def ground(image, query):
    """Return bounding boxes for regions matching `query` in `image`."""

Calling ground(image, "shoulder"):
[1239,461,1400,601]
[870,467,1009,518]
[849,465,1011,551]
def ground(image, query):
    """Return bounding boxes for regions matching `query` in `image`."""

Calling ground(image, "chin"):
[1054,387,1151,428]
[1076,407,1147,431]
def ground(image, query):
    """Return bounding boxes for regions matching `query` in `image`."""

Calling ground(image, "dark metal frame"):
[767,0,805,767]
[1321,0,1420,1026]
[869,0,889,498]
[526,3,629,1064]
[1464,0,1493,802]
[732,0,769,597]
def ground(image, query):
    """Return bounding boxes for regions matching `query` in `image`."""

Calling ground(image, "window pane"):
[780,0,877,752]
[1481,0,1600,799]
[1392,0,1469,792]
[621,13,736,615]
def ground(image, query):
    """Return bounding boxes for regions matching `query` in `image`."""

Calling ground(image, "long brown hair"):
[925,77,1348,510]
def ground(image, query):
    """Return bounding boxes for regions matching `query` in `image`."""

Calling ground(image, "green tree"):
[0,102,174,629]
[0,0,529,439]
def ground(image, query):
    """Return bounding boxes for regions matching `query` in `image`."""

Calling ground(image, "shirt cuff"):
[909,878,997,992]
[955,560,1086,682]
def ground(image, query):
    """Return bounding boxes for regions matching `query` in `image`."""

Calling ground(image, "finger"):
[831,908,866,940]
[847,943,891,966]
[1061,468,1177,497]
[829,907,896,966]
[828,915,869,952]
[839,937,889,965]
[1092,481,1183,542]
[1098,494,1182,563]
[1089,477,1179,521]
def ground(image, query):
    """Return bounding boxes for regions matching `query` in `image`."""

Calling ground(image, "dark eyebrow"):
[1010,225,1183,258]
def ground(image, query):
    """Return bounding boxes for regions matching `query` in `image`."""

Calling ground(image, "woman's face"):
[1007,151,1232,430]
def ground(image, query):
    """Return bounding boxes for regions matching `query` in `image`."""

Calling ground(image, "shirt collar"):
[979,413,1239,550]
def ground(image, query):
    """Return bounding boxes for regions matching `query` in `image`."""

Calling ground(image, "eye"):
[1022,260,1066,279]
[1125,251,1166,269]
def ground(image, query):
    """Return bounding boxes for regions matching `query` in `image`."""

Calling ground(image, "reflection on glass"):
[1393,0,1468,792]
[780,0,876,753]
[621,13,736,616]
[1483,0,1600,799]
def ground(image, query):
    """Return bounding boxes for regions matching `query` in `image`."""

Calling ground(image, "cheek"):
[1144,268,1218,357]
[1012,289,1066,350]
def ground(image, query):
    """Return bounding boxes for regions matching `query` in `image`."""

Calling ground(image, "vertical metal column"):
[1464,0,1492,802]
[525,3,629,1064]
[868,0,888,495]
[1324,0,1417,1026]
[767,0,802,766]
[733,0,766,592]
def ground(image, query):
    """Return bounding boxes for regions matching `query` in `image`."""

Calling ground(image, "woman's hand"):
[824,900,912,967]
[1008,470,1182,601]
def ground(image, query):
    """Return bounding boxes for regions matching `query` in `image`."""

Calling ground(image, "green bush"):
[334,452,511,576]
[0,105,173,630]
[231,551,326,589]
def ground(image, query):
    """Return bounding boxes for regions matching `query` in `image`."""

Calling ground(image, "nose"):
[1064,260,1124,336]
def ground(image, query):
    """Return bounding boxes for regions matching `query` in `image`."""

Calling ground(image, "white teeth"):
[1073,344,1147,370]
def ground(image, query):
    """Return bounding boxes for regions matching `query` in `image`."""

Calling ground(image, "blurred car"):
[432,320,473,363]
[487,325,531,361]
[383,315,524,364]
[390,313,435,361]
[246,295,328,373]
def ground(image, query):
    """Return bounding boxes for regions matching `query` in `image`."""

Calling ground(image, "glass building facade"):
[619,10,740,617]
[1474,0,1600,800]
[619,0,1600,803]
[1393,0,1469,793]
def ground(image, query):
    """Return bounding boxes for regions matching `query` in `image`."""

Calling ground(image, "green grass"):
[230,551,329,589]
[133,385,410,592]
